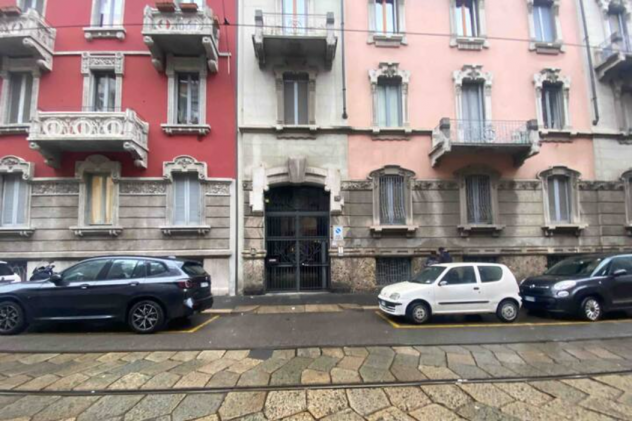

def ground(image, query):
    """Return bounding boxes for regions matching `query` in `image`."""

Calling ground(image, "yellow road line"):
[375,311,632,330]
[168,315,220,334]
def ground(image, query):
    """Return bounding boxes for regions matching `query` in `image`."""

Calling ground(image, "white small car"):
[0,261,21,284]
[378,263,522,324]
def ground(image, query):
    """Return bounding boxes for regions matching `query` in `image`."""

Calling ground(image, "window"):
[63,260,109,282]
[282,0,307,35]
[455,0,480,37]
[442,266,477,285]
[478,266,503,283]
[177,0,204,5]
[182,262,208,277]
[7,73,33,125]
[375,0,398,34]
[283,74,309,125]
[609,9,629,39]
[92,71,117,112]
[177,73,200,125]
[547,175,571,224]
[20,0,44,14]
[461,82,486,142]
[0,174,28,227]
[465,175,492,224]
[609,257,632,275]
[96,0,123,27]
[542,84,564,130]
[376,258,411,286]
[376,79,403,128]
[86,174,115,226]
[379,175,406,225]
[533,1,556,42]
[173,173,202,226]
[147,261,169,278]
[106,259,143,280]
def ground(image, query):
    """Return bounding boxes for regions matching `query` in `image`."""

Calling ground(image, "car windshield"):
[545,256,604,278]
[411,266,447,284]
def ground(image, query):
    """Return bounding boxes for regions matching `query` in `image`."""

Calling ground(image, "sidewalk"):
[207,293,379,315]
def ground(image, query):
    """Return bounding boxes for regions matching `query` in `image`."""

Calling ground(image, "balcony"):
[0,8,55,72]
[142,5,220,73]
[430,119,540,167]
[27,110,149,169]
[252,11,337,70]
[595,34,632,81]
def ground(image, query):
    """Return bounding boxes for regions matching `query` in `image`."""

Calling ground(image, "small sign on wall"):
[332,225,344,246]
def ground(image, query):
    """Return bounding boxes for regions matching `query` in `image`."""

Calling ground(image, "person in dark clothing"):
[438,247,453,263]
[425,251,439,267]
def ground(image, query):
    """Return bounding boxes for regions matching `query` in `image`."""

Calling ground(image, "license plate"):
[201,282,209,288]
[524,296,536,302]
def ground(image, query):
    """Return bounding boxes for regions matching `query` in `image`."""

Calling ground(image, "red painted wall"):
[0,0,237,179]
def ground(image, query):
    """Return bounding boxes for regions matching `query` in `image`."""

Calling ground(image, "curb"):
[203,305,380,315]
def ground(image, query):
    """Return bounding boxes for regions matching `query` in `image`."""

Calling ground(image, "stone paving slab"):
[0,338,631,394]
[0,373,631,420]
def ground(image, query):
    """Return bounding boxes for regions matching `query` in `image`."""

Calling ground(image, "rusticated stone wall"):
[497,255,548,283]
[331,257,376,292]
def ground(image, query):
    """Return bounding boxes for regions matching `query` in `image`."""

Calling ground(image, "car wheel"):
[580,297,602,322]
[0,301,27,335]
[407,302,430,325]
[128,300,165,334]
[497,300,519,323]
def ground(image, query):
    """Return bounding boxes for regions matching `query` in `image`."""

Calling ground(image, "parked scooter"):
[29,264,56,281]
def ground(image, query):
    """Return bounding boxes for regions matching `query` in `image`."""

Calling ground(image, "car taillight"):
[177,280,193,289]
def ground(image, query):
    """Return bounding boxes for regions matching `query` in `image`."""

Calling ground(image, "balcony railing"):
[595,33,632,80]
[0,9,56,71]
[430,119,540,167]
[142,5,219,72]
[27,110,149,169]
[253,10,337,70]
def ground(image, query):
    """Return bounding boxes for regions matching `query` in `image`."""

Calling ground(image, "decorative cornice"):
[498,180,542,190]
[453,64,493,87]
[0,156,34,180]
[534,68,571,89]
[414,180,459,190]
[81,52,124,75]
[369,62,411,84]
[342,180,373,191]
[207,182,231,196]
[119,181,167,195]
[75,155,121,180]
[163,155,208,181]
[579,181,624,191]
[31,180,80,195]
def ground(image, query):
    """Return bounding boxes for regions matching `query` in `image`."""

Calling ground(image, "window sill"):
[458,224,505,237]
[70,226,123,238]
[0,227,34,238]
[542,224,587,237]
[452,36,489,51]
[531,41,564,55]
[370,225,417,238]
[370,33,407,48]
[371,127,412,140]
[161,225,211,236]
[0,124,29,136]
[83,26,126,41]
[162,124,211,136]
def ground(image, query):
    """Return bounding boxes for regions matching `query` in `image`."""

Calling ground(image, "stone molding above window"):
[526,0,564,54]
[0,155,34,238]
[367,0,407,47]
[71,155,122,238]
[621,168,632,234]
[449,0,489,50]
[534,68,572,133]
[274,67,318,128]
[0,58,41,136]
[163,155,208,181]
[454,64,493,120]
[164,56,210,136]
[369,62,410,131]
[538,166,585,236]
[454,166,504,237]
[81,52,124,112]
[84,0,126,40]
[369,165,416,237]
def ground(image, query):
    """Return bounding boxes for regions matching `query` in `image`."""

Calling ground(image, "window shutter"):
[1,175,17,226]
[377,84,387,127]
[466,175,492,224]
[284,80,296,124]
[188,175,202,225]
[297,79,309,125]
[173,174,187,225]
[386,84,402,127]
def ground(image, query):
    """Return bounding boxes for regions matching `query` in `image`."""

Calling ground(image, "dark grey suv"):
[0,256,213,335]
[520,254,632,321]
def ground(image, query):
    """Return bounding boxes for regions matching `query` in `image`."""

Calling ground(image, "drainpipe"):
[340,0,348,120]
[579,0,600,126]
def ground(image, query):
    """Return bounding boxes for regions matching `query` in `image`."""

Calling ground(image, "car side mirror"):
[49,273,63,284]
[613,269,628,277]
[439,281,448,287]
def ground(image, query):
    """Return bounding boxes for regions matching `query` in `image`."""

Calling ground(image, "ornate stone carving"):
[119,181,167,195]
[413,180,459,190]
[579,181,624,191]
[207,182,231,196]
[163,155,208,181]
[342,180,373,191]
[75,155,121,181]
[31,181,80,195]
[0,9,55,72]
[0,156,33,180]
[81,52,124,75]
[498,180,542,190]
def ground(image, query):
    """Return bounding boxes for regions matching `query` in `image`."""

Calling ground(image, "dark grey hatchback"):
[519,254,632,321]
[0,256,213,335]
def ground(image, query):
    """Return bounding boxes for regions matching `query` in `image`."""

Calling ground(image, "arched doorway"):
[265,186,330,292]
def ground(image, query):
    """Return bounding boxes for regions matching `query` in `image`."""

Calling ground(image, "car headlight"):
[552,281,577,291]
[389,292,401,301]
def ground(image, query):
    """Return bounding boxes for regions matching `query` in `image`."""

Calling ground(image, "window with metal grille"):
[283,74,309,125]
[7,73,33,125]
[376,78,402,128]
[92,71,117,112]
[542,84,565,130]
[176,73,201,125]
[375,0,398,34]
[455,0,481,37]
[379,175,406,225]
[0,174,28,227]
[376,258,411,286]
[533,0,556,43]
[465,175,493,224]
[173,173,202,226]
[547,175,571,223]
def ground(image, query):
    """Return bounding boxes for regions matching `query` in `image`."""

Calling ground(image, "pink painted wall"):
[346,0,594,180]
